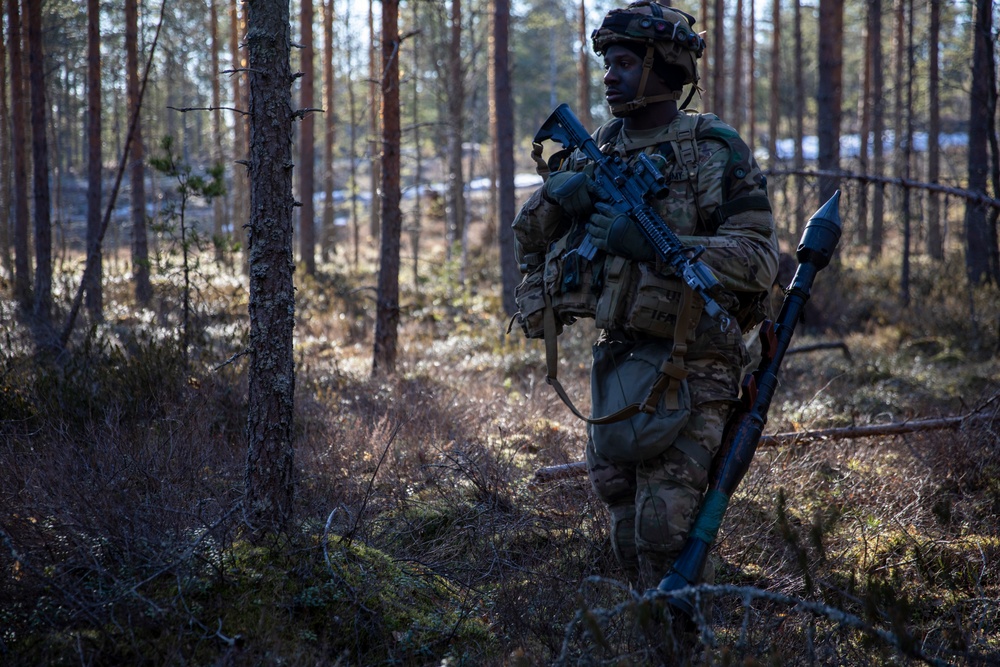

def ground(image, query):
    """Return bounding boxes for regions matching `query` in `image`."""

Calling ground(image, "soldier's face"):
[602,45,645,106]
[603,44,673,108]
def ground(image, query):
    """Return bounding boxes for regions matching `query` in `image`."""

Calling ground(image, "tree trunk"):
[229,0,249,264]
[211,0,227,264]
[816,0,843,205]
[767,0,780,168]
[7,0,30,308]
[372,0,401,376]
[747,0,756,148]
[85,0,103,319]
[0,25,10,280]
[26,0,52,332]
[712,0,725,118]
[299,0,316,275]
[792,0,805,236]
[368,0,381,242]
[576,0,591,130]
[494,0,518,317]
[731,0,744,134]
[346,7,360,267]
[126,0,151,304]
[857,0,873,247]
[446,0,466,284]
[926,0,943,260]
[964,0,995,285]
[901,0,914,306]
[244,0,296,536]
[869,0,885,260]
[321,0,336,262]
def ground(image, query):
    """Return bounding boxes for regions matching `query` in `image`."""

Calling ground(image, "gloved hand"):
[543,170,595,218]
[586,203,655,261]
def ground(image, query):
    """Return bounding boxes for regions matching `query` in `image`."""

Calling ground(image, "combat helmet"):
[592,1,706,115]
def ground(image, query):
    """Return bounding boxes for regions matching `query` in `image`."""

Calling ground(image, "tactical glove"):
[543,170,595,218]
[586,203,656,261]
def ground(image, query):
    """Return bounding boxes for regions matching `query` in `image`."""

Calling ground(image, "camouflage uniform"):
[513,111,779,588]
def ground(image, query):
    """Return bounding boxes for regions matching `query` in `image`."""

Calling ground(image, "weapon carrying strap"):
[543,284,696,425]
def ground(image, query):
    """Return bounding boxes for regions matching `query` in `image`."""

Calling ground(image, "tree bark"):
[857,0,873,247]
[964,0,996,285]
[926,0,943,260]
[299,0,317,275]
[85,0,103,319]
[126,0,151,304]
[767,0,780,168]
[869,0,885,260]
[816,0,843,205]
[900,0,914,306]
[576,0,591,130]
[747,0,756,149]
[321,0,336,262]
[446,0,466,283]
[368,0,381,242]
[7,0,30,309]
[792,0,805,236]
[0,25,10,280]
[244,0,296,535]
[229,0,249,264]
[372,0,401,376]
[493,0,518,317]
[731,0,745,134]
[712,0,725,118]
[211,0,227,264]
[26,0,52,332]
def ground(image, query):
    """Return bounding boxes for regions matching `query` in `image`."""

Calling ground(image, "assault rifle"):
[533,103,731,328]
[654,191,843,617]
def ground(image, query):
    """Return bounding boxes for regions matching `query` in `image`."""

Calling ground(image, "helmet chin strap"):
[609,42,681,117]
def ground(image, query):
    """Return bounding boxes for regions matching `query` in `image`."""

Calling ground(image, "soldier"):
[512,1,779,591]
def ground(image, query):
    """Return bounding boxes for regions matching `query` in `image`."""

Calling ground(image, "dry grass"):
[1,231,999,666]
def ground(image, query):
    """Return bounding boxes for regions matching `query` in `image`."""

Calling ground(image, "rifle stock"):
[655,191,843,615]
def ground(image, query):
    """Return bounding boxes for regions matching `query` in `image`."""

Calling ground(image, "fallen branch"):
[787,341,852,361]
[533,412,994,484]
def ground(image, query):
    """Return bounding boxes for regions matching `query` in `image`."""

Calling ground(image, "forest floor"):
[1,228,999,665]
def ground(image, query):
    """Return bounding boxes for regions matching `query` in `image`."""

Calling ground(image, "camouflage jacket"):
[512,111,780,404]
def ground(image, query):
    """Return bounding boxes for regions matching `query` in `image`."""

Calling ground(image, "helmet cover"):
[592,2,705,88]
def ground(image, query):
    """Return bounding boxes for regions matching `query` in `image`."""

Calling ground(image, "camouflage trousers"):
[586,396,735,589]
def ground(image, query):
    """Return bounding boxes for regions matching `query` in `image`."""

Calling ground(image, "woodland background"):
[1,0,1000,665]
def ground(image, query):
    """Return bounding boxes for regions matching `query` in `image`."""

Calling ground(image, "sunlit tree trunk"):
[7,0,30,308]
[368,0,381,242]
[321,0,335,261]
[372,0,401,375]
[346,7,360,267]
[964,0,997,285]
[85,0,103,318]
[493,0,518,317]
[926,0,943,260]
[299,0,317,275]
[229,0,249,265]
[126,0,151,304]
[244,0,296,536]
[700,0,710,110]
[816,0,843,205]
[410,0,422,288]
[26,0,52,331]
